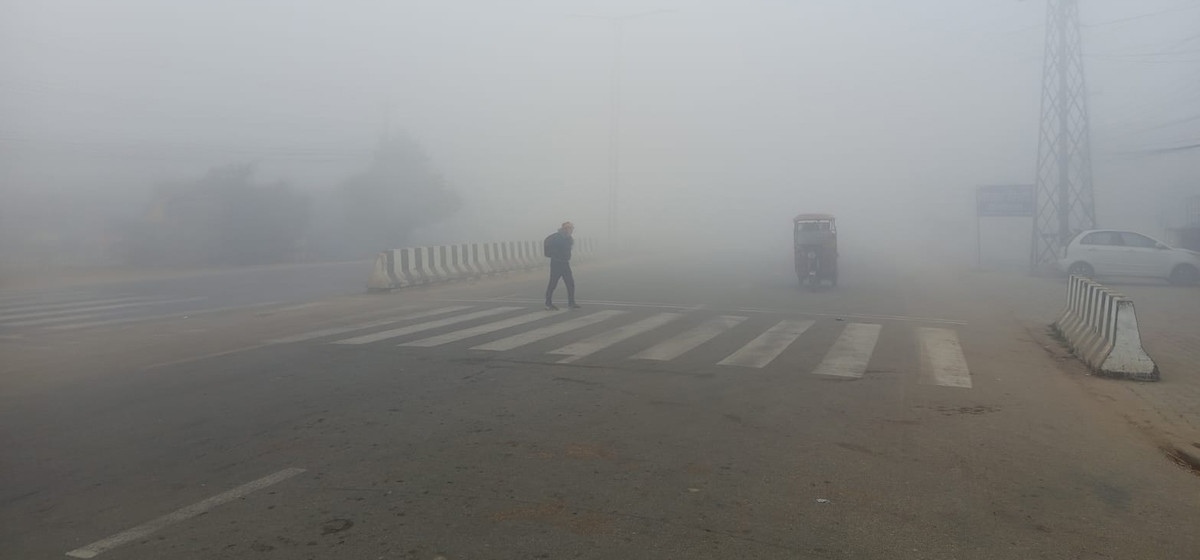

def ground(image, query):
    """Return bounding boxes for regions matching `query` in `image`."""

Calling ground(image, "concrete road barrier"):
[1053,275,1159,381]
[413,247,436,283]
[498,242,513,272]
[484,243,504,273]
[458,244,478,278]
[394,248,419,285]
[432,246,454,281]
[509,242,525,270]
[472,243,493,276]
[367,251,398,292]
[448,245,468,279]
[523,241,538,269]
[513,241,528,270]
[368,238,594,292]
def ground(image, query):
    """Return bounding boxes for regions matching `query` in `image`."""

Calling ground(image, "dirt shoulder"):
[965,267,1200,474]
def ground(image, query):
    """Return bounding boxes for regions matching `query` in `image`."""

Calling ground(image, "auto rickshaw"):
[794,213,837,290]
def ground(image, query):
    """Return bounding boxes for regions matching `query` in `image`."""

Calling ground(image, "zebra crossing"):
[271,304,975,387]
[0,291,202,332]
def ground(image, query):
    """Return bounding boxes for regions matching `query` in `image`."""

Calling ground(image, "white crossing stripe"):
[65,467,306,558]
[331,307,519,345]
[403,311,553,347]
[44,301,284,332]
[0,298,178,323]
[631,315,747,361]
[45,314,172,332]
[472,310,627,351]
[718,319,814,368]
[0,298,203,328]
[811,323,882,378]
[917,327,972,388]
[0,296,152,316]
[267,306,473,344]
[0,290,93,305]
[550,313,684,364]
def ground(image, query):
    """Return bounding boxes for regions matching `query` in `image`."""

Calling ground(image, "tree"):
[120,163,310,266]
[339,134,460,254]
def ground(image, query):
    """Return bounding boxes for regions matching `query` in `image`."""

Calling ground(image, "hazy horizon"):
[2,0,1197,267]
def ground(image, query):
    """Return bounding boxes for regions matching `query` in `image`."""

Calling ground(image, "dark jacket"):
[546,230,574,262]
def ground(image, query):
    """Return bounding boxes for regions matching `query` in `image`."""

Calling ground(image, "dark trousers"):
[546,260,575,305]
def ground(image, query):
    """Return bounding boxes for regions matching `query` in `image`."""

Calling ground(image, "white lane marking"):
[331,307,519,345]
[266,306,473,344]
[402,311,552,347]
[718,319,815,368]
[472,310,626,351]
[64,467,305,558]
[631,315,746,361]
[732,307,967,326]
[550,313,683,364]
[44,302,286,332]
[1,298,204,328]
[0,298,184,323]
[917,327,972,388]
[0,296,154,315]
[812,323,882,378]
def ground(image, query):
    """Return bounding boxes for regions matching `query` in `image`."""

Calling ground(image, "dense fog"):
[2,0,1197,275]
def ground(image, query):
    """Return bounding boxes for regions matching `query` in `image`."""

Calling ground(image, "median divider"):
[1053,275,1159,381]
[367,238,598,292]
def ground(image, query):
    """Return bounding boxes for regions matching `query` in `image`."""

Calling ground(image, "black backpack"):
[543,233,555,258]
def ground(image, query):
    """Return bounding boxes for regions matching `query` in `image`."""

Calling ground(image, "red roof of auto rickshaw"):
[793,213,836,222]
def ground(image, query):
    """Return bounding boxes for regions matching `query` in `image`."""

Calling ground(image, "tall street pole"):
[573,10,673,243]
[607,21,623,244]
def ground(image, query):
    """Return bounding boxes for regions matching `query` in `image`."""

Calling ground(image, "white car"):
[1058,229,1200,285]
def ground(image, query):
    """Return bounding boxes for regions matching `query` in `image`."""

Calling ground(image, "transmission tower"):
[1031,0,1096,271]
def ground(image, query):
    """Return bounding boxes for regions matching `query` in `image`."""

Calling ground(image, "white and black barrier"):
[368,238,598,292]
[1053,275,1158,381]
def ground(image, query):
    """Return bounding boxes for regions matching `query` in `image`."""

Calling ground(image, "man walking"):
[544,221,579,311]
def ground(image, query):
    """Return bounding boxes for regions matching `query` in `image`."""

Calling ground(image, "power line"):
[1110,141,1200,157]
[1111,113,1200,135]
[1081,3,1200,28]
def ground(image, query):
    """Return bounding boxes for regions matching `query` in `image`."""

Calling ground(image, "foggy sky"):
[2,0,1197,254]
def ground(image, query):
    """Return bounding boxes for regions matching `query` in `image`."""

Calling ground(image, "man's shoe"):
[545,303,560,311]
[568,303,582,309]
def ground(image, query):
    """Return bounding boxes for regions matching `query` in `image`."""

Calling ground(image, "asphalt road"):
[2,250,1198,559]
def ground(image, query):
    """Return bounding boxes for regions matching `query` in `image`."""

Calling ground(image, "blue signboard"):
[977,185,1034,218]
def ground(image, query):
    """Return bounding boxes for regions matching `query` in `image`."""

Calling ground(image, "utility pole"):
[1031,0,1095,271]
[573,10,673,243]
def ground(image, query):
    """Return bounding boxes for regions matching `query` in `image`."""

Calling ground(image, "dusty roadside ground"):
[963,267,1200,473]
